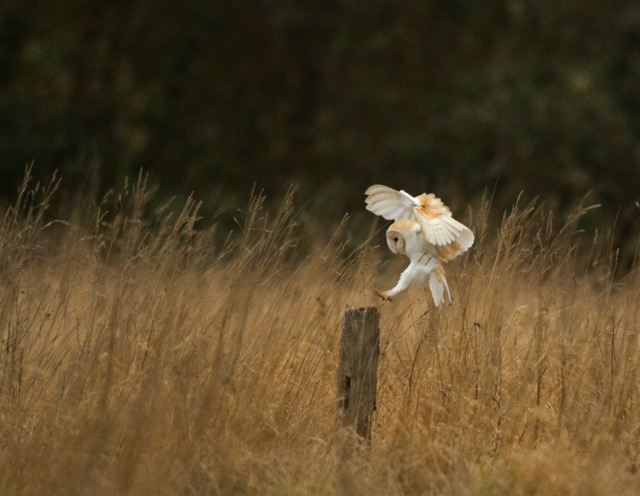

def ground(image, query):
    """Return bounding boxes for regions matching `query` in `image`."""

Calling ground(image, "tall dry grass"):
[1,169,640,495]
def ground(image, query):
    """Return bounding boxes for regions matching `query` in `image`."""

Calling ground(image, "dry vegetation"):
[1,170,640,495]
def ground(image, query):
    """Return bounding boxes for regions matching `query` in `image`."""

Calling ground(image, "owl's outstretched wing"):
[364,185,416,221]
[414,208,474,251]
[435,228,475,262]
[409,194,472,252]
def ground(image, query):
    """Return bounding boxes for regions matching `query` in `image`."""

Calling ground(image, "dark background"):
[1,0,639,249]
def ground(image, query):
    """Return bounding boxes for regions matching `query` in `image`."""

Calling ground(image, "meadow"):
[1,170,639,495]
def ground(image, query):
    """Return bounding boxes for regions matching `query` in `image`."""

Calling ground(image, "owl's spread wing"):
[414,208,473,246]
[436,228,475,261]
[412,194,474,250]
[365,185,417,221]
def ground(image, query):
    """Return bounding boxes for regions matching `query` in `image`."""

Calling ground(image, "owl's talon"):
[374,290,393,302]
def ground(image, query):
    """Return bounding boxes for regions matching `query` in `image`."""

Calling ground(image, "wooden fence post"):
[336,306,380,440]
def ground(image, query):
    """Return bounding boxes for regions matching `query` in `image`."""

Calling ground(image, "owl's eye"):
[393,237,399,242]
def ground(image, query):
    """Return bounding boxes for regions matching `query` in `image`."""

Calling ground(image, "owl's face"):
[386,220,420,256]
[386,229,405,255]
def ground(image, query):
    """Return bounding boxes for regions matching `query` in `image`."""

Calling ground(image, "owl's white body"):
[365,185,474,307]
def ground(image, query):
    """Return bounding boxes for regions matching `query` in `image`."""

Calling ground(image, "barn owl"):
[365,185,474,306]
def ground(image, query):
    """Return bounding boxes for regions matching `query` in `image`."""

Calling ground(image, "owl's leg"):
[428,265,451,307]
[375,263,415,302]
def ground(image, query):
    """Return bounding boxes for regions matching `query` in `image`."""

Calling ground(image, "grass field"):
[1,171,640,495]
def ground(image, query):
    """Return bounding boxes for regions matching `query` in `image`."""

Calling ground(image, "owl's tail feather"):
[429,267,451,307]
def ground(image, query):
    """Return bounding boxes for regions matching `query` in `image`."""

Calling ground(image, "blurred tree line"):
[1,0,639,252]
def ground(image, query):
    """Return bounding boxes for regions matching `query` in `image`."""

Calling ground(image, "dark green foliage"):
[1,0,639,249]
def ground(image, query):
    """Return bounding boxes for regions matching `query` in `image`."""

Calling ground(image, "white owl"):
[365,185,474,306]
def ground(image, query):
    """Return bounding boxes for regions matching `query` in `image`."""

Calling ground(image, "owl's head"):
[386,220,417,255]
[386,229,404,255]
